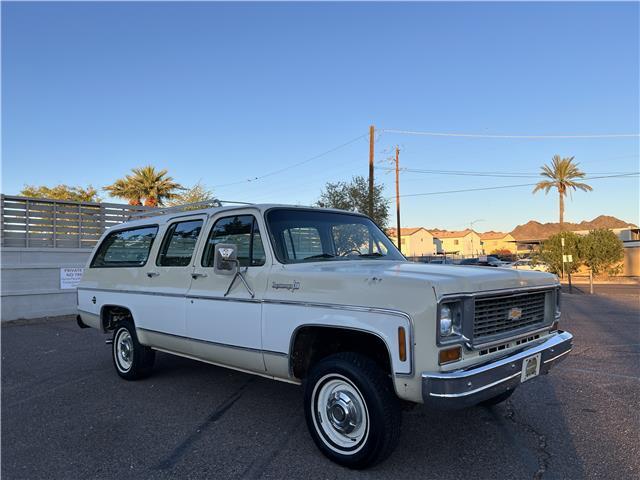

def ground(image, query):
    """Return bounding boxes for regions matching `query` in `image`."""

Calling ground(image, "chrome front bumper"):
[422,331,573,409]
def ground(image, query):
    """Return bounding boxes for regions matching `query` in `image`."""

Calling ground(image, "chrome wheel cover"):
[115,329,133,372]
[311,374,369,454]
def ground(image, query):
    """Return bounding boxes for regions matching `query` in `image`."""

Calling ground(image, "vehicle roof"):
[114,204,368,229]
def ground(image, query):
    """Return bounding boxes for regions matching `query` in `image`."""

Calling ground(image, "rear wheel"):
[304,352,401,469]
[112,320,155,380]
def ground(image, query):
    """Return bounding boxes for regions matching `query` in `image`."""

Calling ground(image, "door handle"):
[147,271,160,278]
[191,272,208,279]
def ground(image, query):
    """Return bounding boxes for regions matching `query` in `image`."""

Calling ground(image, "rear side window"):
[91,225,158,268]
[156,219,203,267]
[202,215,266,267]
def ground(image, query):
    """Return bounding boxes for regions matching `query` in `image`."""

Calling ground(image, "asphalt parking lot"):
[2,285,639,479]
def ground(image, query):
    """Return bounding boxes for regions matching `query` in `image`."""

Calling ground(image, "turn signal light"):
[398,327,407,362]
[439,346,462,365]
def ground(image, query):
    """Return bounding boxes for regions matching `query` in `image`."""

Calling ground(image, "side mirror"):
[214,244,238,275]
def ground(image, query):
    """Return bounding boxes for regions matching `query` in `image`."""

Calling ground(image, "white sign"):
[60,267,84,289]
[562,254,573,263]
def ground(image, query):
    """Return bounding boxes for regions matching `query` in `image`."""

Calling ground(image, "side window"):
[202,215,266,267]
[157,219,203,267]
[282,227,322,260]
[91,225,158,268]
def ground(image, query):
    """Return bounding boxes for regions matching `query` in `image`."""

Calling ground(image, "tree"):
[581,229,624,276]
[166,182,215,207]
[102,178,143,205]
[104,166,183,207]
[316,176,390,227]
[20,184,101,202]
[535,231,582,276]
[532,155,592,226]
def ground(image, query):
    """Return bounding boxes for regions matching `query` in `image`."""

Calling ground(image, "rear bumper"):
[422,331,573,409]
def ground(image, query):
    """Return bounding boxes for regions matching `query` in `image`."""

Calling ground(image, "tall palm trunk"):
[559,191,564,227]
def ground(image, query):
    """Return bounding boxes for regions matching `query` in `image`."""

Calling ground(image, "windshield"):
[265,208,404,264]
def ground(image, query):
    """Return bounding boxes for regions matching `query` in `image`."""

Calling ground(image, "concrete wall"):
[1,247,91,321]
[624,242,640,276]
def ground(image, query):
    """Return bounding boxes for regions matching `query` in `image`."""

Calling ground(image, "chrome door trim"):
[78,287,186,298]
[137,327,287,357]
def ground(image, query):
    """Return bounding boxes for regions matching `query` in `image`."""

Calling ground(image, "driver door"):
[185,211,270,372]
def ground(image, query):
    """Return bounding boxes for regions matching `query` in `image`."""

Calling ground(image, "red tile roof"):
[386,227,430,237]
[480,231,511,240]
[429,228,475,239]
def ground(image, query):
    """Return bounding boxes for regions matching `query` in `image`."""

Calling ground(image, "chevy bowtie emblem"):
[507,307,523,321]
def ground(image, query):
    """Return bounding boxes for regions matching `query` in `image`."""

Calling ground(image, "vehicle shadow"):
[146,351,585,479]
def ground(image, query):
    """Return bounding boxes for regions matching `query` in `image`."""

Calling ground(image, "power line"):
[391,172,639,199]
[211,133,368,188]
[381,129,640,139]
[379,167,638,179]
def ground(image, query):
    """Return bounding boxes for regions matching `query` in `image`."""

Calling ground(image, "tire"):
[479,388,515,407]
[304,352,401,469]
[112,320,155,380]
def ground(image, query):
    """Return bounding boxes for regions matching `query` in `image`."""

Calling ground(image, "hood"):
[280,260,558,298]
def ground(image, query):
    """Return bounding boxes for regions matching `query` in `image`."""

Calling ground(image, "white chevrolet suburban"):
[77,203,572,468]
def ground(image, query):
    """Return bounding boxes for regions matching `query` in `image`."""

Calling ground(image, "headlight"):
[440,305,453,336]
[439,301,462,338]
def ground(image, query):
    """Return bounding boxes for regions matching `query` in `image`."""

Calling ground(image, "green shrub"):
[581,229,624,276]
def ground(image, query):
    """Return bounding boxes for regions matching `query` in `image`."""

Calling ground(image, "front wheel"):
[112,320,155,380]
[304,353,401,469]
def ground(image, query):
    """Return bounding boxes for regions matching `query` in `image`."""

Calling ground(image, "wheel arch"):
[288,325,395,381]
[100,304,135,332]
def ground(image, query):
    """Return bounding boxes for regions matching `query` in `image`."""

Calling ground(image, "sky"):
[2,1,639,232]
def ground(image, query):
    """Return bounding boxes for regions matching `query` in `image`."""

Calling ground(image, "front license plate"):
[521,353,541,383]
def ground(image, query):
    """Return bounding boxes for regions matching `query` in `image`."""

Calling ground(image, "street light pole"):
[561,235,565,280]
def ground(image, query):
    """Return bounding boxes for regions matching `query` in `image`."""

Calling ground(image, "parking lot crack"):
[154,379,253,471]
[504,399,551,480]
[238,416,304,479]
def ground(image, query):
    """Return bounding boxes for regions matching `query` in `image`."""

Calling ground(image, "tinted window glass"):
[157,220,203,267]
[202,215,266,267]
[91,226,158,267]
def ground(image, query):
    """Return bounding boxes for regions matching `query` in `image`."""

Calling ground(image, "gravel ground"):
[2,285,638,479]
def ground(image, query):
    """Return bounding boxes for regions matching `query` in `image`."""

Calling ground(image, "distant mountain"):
[510,215,637,240]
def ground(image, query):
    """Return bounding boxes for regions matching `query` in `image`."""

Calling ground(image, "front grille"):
[473,291,547,340]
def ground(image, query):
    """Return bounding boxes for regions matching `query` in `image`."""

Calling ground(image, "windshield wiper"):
[358,252,385,257]
[302,253,336,261]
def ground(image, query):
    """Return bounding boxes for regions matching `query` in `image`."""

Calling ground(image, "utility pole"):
[368,125,375,219]
[395,146,401,253]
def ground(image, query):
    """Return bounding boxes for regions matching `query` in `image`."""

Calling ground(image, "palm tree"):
[104,166,183,206]
[103,178,143,206]
[532,155,592,226]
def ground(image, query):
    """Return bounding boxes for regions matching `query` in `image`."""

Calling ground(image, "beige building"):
[386,228,435,256]
[430,229,482,256]
[480,231,517,254]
